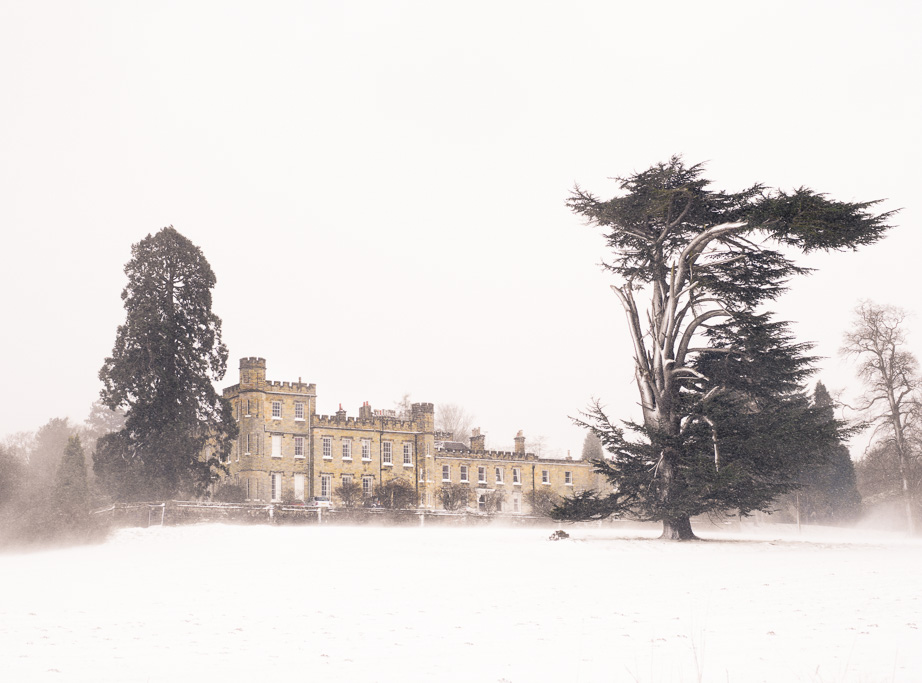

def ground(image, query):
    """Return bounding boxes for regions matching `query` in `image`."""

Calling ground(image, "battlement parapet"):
[313,413,422,433]
[266,379,315,394]
[224,381,315,397]
[435,447,537,461]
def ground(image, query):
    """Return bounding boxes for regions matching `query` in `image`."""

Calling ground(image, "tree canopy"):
[96,226,236,500]
[555,156,893,538]
[774,382,861,525]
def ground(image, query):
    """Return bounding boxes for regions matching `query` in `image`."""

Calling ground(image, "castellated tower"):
[239,357,267,389]
[411,403,435,433]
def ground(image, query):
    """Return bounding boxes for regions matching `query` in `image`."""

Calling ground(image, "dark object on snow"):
[548,529,569,541]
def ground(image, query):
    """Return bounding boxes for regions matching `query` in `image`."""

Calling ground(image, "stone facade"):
[221,358,602,514]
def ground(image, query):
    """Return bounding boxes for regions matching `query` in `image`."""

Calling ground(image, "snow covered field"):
[1,523,920,683]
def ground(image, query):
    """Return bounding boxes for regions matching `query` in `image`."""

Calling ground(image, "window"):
[323,436,332,459]
[271,401,282,419]
[294,473,305,501]
[383,441,393,465]
[542,470,550,485]
[236,401,240,420]
[362,475,373,497]
[403,442,413,466]
[294,436,304,458]
[495,467,504,484]
[294,402,304,421]
[460,465,469,482]
[271,434,282,458]
[565,471,573,485]
[361,439,371,460]
[513,468,521,485]
[442,464,450,482]
[342,439,352,460]
[246,478,251,500]
[271,473,282,502]
[245,433,251,455]
[321,474,332,498]
[478,466,486,483]
[513,494,521,513]
[342,474,353,487]
[246,399,251,417]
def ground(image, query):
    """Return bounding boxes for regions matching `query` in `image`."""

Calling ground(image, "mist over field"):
[2,522,920,682]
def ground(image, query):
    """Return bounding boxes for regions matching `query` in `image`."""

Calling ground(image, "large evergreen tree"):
[55,436,90,517]
[581,432,603,462]
[96,226,236,500]
[776,383,861,525]
[555,157,893,539]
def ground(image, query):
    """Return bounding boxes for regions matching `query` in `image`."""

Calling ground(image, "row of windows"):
[441,464,573,486]
[272,400,305,421]
[239,434,419,468]
[321,437,413,466]
[237,399,307,421]
[319,473,374,499]
[238,437,573,488]
[238,434,306,459]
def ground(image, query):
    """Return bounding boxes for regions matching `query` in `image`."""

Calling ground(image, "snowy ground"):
[1,522,920,683]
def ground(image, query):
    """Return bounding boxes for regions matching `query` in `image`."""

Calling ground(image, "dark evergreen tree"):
[96,226,237,501]
[556,157,893,538]
[776,383,861,525]
[29,417,77,489]
[55,436,90,516]
[581,432,603,461]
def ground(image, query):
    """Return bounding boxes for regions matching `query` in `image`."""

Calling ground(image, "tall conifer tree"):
[556,157,893,538]
[96,227,236,500]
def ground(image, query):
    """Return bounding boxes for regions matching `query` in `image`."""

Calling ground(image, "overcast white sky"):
[2,0,919,456]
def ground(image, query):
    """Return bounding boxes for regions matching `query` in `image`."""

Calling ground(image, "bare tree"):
[528,434,562,459]
[394,393,413,419]
[376,478,416,509]
[435,403,475,442]
[842,301,919,534]
[527,489,560,517]
[335,481,364,508]
[439,483,471,511]
[480,489,505,515]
